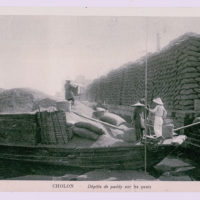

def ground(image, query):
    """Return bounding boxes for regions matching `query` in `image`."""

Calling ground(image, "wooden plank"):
[185,141,200,148]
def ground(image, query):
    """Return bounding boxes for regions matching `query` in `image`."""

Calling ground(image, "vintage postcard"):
[0,7,200,192]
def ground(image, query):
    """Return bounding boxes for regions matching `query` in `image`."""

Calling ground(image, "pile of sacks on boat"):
[72,121,106,141]
[66,107,137,147]
[92,107,126,126]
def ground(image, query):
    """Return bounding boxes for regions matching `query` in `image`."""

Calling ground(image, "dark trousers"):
[68,97,75,105]
[135,128,144,141]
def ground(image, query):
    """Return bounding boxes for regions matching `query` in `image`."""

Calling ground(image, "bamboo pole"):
[144,18,148,173]
[174,121,200,132]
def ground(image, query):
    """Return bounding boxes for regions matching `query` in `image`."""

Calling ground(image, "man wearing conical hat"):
[131,102,145,141]
[149,98,167,138]
[139,98,149,117]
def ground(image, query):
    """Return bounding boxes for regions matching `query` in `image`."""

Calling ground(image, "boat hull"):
[0,143,175,170]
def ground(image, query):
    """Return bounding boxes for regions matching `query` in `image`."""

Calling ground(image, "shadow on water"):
[0,159,88,180]
[148,148,200,181]
[174,148,200,181]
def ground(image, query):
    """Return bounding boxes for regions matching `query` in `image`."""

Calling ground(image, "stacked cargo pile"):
[105,68,124,105]
[101,77,111,104]
[121,63,145,105]
[86,79,99,102]
[0,113,37,145]
[147,34,200,112]
[170,35,200,127]
[97,76,106,104]
[174,36,200,111]
[86,33,200,114]
[146,47,178,111]
[37,111,68,145]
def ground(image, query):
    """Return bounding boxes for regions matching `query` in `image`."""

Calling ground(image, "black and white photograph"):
[1,14,200,184]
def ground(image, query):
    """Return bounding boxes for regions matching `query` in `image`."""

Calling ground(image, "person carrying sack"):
[65,80,76,105]
[149,98,167,138]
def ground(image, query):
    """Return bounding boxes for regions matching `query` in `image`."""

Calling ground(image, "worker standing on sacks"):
[149,98,167,138]
[131,102,145,141]
[139,98,150,119]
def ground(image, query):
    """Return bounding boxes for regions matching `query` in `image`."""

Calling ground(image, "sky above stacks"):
[1,16,200,95]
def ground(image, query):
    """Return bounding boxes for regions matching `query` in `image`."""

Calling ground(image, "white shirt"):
[150,105,167,118]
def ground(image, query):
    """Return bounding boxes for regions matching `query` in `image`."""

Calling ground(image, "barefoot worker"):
[149,98,167,138]
[131,102,145,141]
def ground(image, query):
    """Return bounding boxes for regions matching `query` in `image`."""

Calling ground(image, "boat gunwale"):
[0,142,175,152]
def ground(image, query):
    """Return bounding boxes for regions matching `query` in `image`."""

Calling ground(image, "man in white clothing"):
[149,98,167,137]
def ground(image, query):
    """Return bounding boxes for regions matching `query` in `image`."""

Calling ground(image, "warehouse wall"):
[86,34,200,128]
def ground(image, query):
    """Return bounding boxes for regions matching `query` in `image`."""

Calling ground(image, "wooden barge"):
[0,109,186,170]
[0,138,184,170]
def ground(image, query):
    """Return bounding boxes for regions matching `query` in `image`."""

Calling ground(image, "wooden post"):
[144,18,148,173]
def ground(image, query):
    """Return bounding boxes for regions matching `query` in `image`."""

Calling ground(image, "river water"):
[0,148,199,181]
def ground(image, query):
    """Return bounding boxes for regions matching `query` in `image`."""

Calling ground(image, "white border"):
[0,6,200,199]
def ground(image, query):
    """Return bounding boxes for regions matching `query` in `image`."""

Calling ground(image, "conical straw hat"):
[153,98,163,105]
[139,98,145,104]
[131,102,145,107]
